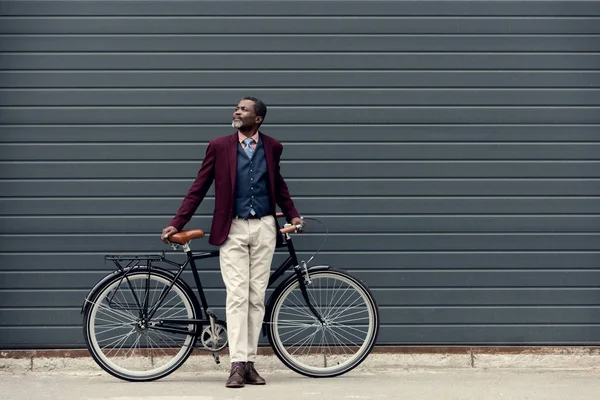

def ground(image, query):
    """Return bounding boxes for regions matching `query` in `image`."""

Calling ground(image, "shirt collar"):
[238,131,260,145]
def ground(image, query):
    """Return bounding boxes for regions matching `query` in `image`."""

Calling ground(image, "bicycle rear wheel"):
[83,269,198,381]
[267,268,379,377]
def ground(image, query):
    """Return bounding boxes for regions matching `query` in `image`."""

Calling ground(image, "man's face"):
[232,99,263,130]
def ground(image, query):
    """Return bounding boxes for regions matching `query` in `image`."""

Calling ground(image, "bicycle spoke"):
[94,324,136,338]
[330,324,369,340]
[95,305,133,323]
[148,327,186,349]
[332,315,371,324]
[149,280,159,313]
[318,278,323,318]
[144,333,171,358]
[276,320,317,328]
[329,303,368,319]
[95,327,135,346]
[323,330,334,356]
[277,324,316,340]
[289,329,320,356]
[306,286,324,319]
[104,327,137,357]
[278,322,317,344]
[125,334,142,358]
[279,302,315,316]
[287,291,320,319]
[300,327,321,357]
[327,301,368,322]
[330,304,369,319]
[145,334,154,365]
[93,318,135,328]
[327,326,364,348]
[316,327,328,359]
[326,327,356,355]
[323,278,344,319]
[325,285,353,320]
[156,305,189,320]
[92,314,124,329]
[153,296,186,320]
[96,302,138,322]
[278,306,318,321]
[116,285,140,314]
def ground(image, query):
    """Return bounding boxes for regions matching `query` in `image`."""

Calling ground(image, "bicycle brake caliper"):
[300,261,311,285]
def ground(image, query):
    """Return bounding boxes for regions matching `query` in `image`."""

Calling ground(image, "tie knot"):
[244,138,254,146]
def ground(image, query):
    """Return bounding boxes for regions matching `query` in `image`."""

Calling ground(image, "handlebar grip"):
[280,224,302,234]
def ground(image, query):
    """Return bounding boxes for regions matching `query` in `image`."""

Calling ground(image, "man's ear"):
[255,116,264,125]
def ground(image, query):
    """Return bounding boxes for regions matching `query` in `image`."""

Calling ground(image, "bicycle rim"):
[84,272,197,381]
[269,269,379,377]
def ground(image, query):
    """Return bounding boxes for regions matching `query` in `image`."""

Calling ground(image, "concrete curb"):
[2,347,600,373]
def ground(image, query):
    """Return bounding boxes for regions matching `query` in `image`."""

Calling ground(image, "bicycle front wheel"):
[83,269,198,381]
[267,268,379,377]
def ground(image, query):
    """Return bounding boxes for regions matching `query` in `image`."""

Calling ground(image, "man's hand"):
[161,226,179,243]
[291,217,305,230]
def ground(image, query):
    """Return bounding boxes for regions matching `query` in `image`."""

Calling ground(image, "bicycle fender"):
[80,266,183,315]
[261,265,332,337]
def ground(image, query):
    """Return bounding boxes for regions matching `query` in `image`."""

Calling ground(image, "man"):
[161,97,304,388]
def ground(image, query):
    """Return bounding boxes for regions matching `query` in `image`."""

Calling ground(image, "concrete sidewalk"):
[3,368,600,400]
[3,347,600,372]
[3,348,600,399]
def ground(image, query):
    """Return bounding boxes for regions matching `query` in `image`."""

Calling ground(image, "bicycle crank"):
[199,321,228,352]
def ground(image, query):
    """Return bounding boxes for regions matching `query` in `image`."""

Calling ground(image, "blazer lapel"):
[261,133,276,198]
[229,133,238,192]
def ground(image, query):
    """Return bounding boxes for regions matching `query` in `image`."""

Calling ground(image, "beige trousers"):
[219,215,277,362]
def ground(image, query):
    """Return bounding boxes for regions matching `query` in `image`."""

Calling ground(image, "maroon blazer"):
[168,132,300,246]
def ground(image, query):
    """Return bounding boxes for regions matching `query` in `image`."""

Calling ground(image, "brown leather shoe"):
[245,362,266,385]
[225,364,245,388]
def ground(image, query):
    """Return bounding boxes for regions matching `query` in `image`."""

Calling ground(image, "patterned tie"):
[243,138,256,215]
[243,138,255,159]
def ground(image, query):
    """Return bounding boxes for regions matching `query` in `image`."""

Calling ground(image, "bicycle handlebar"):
[276,212,304,234]
[280,224,304,234]
[168,215,302,246]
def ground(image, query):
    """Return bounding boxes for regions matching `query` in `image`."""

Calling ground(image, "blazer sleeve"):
[273,142,300,222]
[168,141,216,231]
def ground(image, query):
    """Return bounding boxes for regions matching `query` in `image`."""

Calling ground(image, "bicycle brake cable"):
[298,217,328,266]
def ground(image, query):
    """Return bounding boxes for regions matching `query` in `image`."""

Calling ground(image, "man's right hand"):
[161,226,179,243]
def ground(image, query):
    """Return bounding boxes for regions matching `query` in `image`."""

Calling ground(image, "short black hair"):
[243,96,267,120]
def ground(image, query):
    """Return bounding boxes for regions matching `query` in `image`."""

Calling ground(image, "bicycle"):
[81,213,380,381]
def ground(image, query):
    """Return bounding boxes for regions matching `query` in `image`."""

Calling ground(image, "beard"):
[232,119,243,129]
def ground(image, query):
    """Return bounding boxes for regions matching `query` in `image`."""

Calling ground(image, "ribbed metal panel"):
[1,0,599,348]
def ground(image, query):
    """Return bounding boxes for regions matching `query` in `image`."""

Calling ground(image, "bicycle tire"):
[267,268,379,377]
[83,268,199,381]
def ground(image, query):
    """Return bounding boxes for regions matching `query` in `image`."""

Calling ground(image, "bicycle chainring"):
[199,321,228,352]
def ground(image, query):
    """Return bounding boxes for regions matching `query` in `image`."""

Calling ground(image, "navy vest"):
[234,139,271,219]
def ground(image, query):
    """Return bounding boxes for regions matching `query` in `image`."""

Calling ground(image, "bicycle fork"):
[295,262,326,324]
[261,262,327,338]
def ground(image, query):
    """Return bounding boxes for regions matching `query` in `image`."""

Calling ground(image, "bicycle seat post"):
[170,242,191,253]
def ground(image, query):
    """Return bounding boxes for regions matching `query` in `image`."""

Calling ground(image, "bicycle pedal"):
[212,352,220,364]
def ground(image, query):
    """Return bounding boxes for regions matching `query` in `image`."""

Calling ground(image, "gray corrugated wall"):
[1,0,600,348]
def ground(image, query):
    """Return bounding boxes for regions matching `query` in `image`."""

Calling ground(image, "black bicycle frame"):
[142,251,218,336]
[132,232,323,336]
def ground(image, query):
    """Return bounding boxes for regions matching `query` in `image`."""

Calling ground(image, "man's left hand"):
[291,217,305,227]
